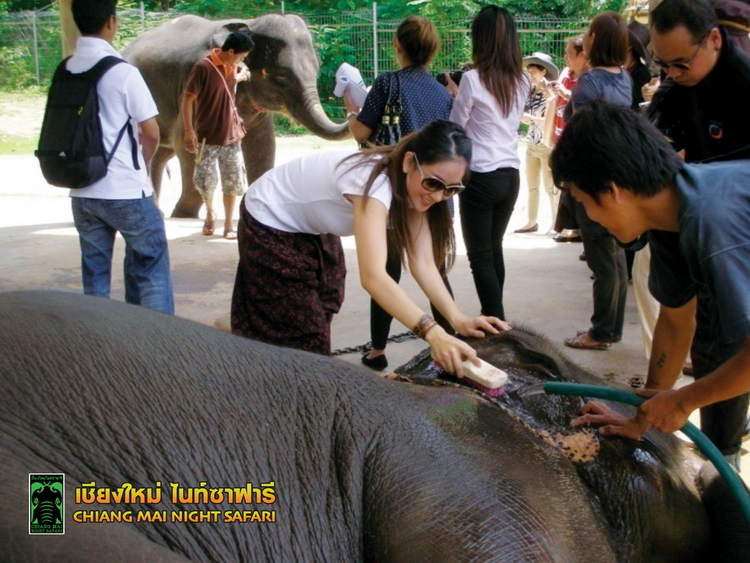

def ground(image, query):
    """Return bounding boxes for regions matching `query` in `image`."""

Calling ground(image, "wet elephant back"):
[395,331,712,563]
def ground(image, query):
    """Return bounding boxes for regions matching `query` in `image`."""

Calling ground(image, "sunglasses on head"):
[412,154,465,197]
[653,30,709,72]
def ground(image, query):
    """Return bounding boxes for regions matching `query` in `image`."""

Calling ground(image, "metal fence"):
[0,4,588,118]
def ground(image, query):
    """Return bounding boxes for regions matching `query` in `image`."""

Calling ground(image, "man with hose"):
[549,100,750,471]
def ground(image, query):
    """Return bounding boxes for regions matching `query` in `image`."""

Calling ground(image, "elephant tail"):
[696,460,750,561]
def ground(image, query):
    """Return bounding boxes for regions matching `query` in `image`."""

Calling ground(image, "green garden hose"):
[543,382,750,528]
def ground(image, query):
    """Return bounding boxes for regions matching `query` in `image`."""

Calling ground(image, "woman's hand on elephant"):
[425,326,478,377]
[572,401,650,440]
[636,388,692,435]
[184,131,198,154]
[453,315,511,339]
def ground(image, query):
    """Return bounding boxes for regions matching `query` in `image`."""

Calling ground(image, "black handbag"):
[371,71,402,146]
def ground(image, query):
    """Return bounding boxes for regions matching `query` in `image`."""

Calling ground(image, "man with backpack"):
[59,0,173,314]
[181,31,254,240]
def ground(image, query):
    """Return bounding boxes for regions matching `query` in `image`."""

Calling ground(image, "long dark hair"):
[344,121,472,271]
[471,5,525,115]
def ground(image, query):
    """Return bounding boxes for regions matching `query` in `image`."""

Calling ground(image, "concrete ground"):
[0,136,746,476]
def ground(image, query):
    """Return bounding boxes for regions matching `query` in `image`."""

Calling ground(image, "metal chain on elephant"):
[331,330,416,356]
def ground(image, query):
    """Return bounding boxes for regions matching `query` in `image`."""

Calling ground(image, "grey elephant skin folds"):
[0,291,747,562]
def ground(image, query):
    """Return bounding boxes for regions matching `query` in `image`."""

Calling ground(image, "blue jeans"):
[71,195,174,314]
[459,167,520,320]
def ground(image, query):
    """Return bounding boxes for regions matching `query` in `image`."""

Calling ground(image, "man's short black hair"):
[550,101,684,202]
[650,0,717,43]
[72,0,117,35]
[221,31,254,54]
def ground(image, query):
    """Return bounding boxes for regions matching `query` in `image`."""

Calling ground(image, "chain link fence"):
[0,4,588,119]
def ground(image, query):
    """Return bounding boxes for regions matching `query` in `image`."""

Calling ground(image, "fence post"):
[281,2,285,14]
[32,11,40,86]
[372,2,378,80]
[140,2,145,32]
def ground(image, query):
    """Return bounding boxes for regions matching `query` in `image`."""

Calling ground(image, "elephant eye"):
[272,74,290,86]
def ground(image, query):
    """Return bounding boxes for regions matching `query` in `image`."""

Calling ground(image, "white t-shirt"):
[449,69,528,173]
[66,37,158,199]
[245,149,392,236]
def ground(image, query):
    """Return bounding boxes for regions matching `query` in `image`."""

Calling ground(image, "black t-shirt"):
[648,29,750,162]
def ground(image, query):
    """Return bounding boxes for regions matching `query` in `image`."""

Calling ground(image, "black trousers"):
[369,253,453,350]
[575,201,627,343]
[691,287,749,455]
[459,167,520,320]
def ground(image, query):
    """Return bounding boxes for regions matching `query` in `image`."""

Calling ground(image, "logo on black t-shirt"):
[708,121,724,140]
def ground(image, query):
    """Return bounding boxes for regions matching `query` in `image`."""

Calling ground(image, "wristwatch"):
[346,111,359,119]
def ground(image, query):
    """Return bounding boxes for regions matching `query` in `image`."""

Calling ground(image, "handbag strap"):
[388,71,402,116]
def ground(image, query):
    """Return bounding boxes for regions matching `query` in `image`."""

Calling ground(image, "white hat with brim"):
[522,52,559,81]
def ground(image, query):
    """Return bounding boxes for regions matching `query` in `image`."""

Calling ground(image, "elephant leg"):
[242,112,275,186]
[151,145,174,204]
[171,144,204,219]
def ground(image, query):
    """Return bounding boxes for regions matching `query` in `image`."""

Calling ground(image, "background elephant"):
[0,291,747,562]
[123,14,350,218]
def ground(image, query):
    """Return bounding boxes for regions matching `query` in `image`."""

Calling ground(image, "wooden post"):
[59,0,79,57]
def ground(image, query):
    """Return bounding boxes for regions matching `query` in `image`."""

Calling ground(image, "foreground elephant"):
[0,291,747,561]
[123,14,350,218]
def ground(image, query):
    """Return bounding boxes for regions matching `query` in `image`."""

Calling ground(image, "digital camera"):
[436,70,465,87]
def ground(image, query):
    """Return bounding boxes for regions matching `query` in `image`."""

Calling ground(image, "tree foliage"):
[2,0,627,19]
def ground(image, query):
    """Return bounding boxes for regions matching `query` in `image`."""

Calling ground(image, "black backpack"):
[35,55,140,189]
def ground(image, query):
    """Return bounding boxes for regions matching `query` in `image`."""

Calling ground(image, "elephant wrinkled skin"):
[123,14,350,218]
[0,291,747,562]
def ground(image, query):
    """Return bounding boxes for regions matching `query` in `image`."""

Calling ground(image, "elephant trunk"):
[288,91,350,141]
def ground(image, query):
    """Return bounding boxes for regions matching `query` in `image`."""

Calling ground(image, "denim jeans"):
[459,167,520,320]
[71,195,174,314]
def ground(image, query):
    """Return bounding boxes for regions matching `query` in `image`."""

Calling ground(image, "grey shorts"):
[193,141,247,200]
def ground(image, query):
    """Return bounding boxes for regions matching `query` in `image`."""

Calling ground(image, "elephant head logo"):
[29,473,65,534]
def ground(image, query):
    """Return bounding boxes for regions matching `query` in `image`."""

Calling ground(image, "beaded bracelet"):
[412,314,438,340]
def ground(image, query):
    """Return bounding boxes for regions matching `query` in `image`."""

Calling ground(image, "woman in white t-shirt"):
[231,120,509,374]
[449,6,529,321]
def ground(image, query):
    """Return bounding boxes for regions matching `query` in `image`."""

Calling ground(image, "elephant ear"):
[211,21,253,49]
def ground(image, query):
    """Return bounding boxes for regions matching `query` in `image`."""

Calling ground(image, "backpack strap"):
[72,56,141,171]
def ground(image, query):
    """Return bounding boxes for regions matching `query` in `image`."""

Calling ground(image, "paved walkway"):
[1,138,745,474]
[0,139,645,381]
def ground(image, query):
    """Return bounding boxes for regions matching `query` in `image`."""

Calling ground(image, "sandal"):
[223,229,238,240]
[576,330,621,343]
[202,220,215,236]
[564,333,610,350]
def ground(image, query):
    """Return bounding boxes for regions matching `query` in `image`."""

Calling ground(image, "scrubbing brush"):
[432,358,508,397]
[459,358,508,397]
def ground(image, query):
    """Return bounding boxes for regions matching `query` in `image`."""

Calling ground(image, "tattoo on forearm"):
[656,353,667,369]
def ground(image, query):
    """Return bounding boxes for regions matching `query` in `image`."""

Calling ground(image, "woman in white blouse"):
[449,5,529,321]
[231,121,509,374]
